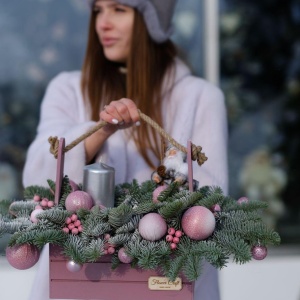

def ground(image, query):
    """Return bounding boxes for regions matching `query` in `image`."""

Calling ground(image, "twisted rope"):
[49,110,208,166]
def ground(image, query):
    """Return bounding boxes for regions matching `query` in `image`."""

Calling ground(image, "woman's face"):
[94,0,134,63]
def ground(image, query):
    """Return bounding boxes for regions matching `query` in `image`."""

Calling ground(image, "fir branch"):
[63,235,86,264]
[182,254,202,282]
[38,209,71,225]
[196,193,225,208]
[166,255,187,281]
[133,202,159,215]
[108,204,133,228]
[109,233,132,247]
[213,231,252,264]
[157,182,180,202]
[10,229,67,248]
[82,238,105,262]
[115,215,141,234]
[9,201,36,217]
[0,199,13,216]
[83,222,111,238]
[24,185,54,201]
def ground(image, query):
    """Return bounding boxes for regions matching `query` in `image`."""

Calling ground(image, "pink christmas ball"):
[65,191,94,212]
[138,213,167,241]
[30,208,44,223]
[152,185,168,203]
[118,247,133,264]
[251,245,268,260]
[6,244,40,270]
[66,260,82,272]
[181,206,216,240]
[237,197,249,204]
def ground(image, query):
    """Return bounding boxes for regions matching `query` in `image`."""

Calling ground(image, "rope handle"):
[48,110,208,166]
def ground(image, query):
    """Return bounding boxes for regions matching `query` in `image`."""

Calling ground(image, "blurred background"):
[0,0,299,299]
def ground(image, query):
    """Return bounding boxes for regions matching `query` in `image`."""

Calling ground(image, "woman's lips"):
[101,38,117,46]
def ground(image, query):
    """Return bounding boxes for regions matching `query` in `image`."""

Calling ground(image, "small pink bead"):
[168,228,175,235]
[175,230,183,237]
[68,223,75,230]
[166,235,173,242]
[74,220,81,227]
[71,214,78,222]
[173,237,180,244]
[63,227,70,234]
[72,228,79,235]
[108,247,115,254]
[47,201,54,208]
[78,225,83,232]
[65,217,72,224]
[170,243,177,250]
[104,243,110,250]
[33,195,41,202]
[104,250,108,255]
[104,233,111,240]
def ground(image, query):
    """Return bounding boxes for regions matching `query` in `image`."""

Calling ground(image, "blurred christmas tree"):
[220,0,300,242]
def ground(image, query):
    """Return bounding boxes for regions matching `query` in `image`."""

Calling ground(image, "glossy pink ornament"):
[138,213,167,241]
[152,185,168,203]
[251,245,268,260]
[181,206,216,240]
[6,244,40,270]
[118,247,133,264]
[66,260,82,272]
[65,191,94,212]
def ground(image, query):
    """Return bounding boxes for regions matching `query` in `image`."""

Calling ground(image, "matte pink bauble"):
[152,185,168,203]
[66,260,83,272]
[30,208,44,223]
[251,245,268,260]
[118,247,133,264]
[6,244,40,270]
[138,213,167,241]
[237,197,249,204]
[65,191,94,212]
[181,206,216,240]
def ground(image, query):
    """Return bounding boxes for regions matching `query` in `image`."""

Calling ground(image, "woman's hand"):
[85,98,140,163]
[100,98,140,127]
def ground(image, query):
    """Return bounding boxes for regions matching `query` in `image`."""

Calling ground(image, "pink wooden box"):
[49,244,194,300]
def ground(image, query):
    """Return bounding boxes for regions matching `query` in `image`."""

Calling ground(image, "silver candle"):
[82,162,115,208]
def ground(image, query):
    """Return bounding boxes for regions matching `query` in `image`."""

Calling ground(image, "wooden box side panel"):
[50,280,194,300]
[49,244,194,300]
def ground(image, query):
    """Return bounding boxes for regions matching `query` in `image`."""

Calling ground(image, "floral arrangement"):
[0,165,280,282]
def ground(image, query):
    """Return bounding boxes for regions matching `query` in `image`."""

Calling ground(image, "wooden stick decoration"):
[54,138,65,205]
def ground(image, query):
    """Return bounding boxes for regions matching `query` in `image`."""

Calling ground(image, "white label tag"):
[148,276,182,291]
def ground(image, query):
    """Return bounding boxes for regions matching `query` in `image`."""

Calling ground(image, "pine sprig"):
[108,204,133,228]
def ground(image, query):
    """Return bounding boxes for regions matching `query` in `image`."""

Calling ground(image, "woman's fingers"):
[99,98,140,126]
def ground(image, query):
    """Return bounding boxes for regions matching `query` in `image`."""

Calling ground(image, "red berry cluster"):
[33,194,54,209]
[166,227,183,250]
[103,234,116,255]
[63,214,83,235]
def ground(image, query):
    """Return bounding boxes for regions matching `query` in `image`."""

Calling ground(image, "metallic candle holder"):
[82,162,115,208]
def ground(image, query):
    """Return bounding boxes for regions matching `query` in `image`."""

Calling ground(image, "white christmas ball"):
[181,206,216,240]
[138,213,167,241]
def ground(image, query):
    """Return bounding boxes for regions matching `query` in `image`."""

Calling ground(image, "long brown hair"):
[81,8,177,169]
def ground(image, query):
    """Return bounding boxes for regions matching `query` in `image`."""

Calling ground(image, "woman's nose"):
[98,12,113,30]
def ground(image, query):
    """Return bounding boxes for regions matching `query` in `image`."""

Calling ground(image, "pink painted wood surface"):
[49,245,194,300]
[187,140,194,192]
[54,138,65,205]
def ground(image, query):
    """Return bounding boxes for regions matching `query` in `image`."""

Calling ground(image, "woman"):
[24,0,228,299]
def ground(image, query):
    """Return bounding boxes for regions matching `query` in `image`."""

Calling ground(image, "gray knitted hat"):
[88,0,177,43]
